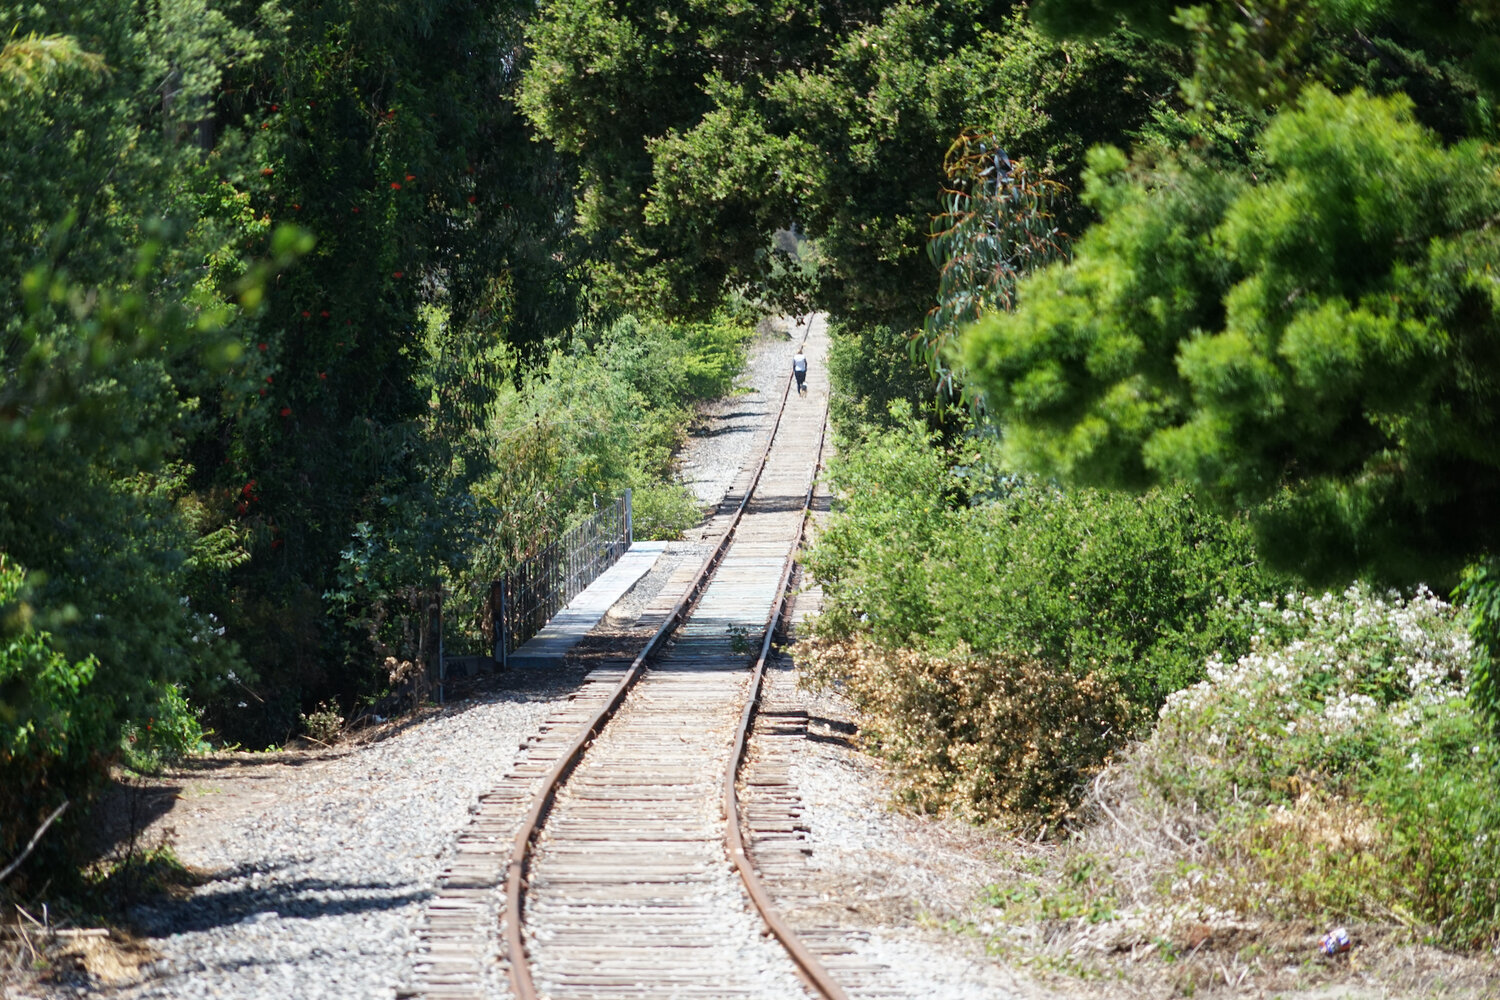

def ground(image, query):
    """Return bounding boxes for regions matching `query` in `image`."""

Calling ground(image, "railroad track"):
[409,316,845,1000]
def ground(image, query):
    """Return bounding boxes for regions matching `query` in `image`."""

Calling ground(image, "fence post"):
[492,579,509,670]
[624,487,633,547]
[433,585,445,705]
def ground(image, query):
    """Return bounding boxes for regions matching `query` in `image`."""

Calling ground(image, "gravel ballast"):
[110,679,579,1000]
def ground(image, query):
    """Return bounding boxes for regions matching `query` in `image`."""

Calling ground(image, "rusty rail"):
[722,369,842,999]
[503,328,817,999]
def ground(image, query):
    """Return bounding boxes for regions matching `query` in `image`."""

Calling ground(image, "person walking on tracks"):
[792,348,808,396]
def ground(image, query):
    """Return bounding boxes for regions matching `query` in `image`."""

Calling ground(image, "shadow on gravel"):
[690,425,758,440]
[130,861,429,936]
[691,408,766,425]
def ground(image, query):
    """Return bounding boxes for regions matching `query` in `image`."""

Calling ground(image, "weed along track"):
[411,317,845,1000]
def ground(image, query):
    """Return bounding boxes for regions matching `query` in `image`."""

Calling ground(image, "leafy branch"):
[912,130,1071,412]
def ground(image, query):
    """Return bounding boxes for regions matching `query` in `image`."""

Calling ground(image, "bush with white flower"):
[1124,585,1500,946]
[1148,586,1472,807]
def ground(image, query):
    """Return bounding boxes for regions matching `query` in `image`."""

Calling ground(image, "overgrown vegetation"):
[1133,586,1497,945]
[8,0,1500,967]
[806,407,1280,708]
[441,312,751,655]
[804,406,1283,824]
[977,586,1500,963]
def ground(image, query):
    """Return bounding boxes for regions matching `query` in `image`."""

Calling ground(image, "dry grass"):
[1,906,158,995]
[970,763,1500,999]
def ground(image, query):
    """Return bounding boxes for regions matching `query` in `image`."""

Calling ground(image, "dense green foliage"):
[521,1,1179,328]
[803,405,1283,820]
[956,2,1500,761]
[191,0,588,742]
[1456,557,1500,733]
[0,0,291,860]
[808,405,1280,710]
[961,87,1500,586]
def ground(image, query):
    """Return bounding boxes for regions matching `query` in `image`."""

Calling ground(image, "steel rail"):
[722,367,844,1000]
[503,324,830,1000]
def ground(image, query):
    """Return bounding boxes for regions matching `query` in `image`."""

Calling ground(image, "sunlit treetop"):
[959,86,1500,586]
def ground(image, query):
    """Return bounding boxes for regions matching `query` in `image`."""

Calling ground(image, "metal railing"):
[491,490,633,666]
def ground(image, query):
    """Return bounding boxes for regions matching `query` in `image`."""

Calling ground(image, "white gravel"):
[109,688,567,1000]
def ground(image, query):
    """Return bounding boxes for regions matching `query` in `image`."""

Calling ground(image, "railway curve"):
[509,315,833,999]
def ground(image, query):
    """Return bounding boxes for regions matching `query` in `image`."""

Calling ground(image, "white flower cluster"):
[1158,585,1474,766]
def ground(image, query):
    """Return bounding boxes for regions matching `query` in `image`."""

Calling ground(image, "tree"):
[914,130,1072,409]
[0,0,298,866]
[520,1,1180,329]
[169,0,584,741]
[959,86,1500,587]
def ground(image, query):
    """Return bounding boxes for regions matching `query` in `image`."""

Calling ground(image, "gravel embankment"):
[114,680,577,1000]
[678,318,803,509]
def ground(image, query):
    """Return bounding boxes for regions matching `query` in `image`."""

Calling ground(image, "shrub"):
[298,701,345,745]
[0,558,108,872]
[438,312,752,654]
[824,321,942,442]
[630,482,703,541]
[1147,586,1473,811]
[1369,711,1500,946]
[1456,557,1500,734]
[121,683,211,775]
[803,638,1134,827]
[1121,584,1500,946]
[807,403,1282,717]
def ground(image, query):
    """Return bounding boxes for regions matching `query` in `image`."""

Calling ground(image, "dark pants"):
[794,369,806,391]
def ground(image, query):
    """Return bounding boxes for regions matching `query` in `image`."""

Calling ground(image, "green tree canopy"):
[520,0,1181,328]
[959,86,1500,585]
